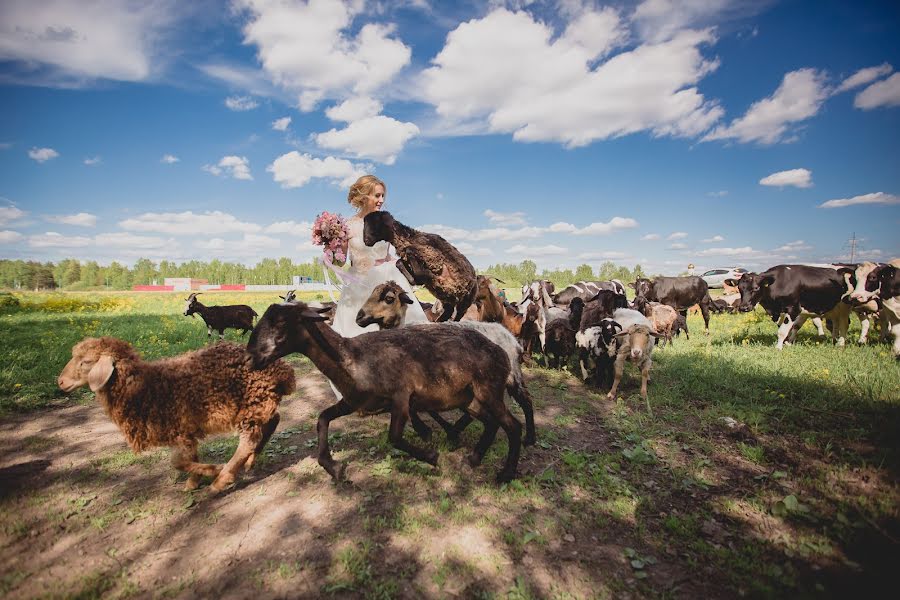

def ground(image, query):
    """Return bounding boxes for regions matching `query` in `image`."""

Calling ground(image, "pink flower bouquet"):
[312,211,349,264]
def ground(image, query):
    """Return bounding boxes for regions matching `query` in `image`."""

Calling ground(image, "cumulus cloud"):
[45,212,97,227]
[835,63,893,93]
[314,115,419,164]
[160,154,179,164]
[0,0,173,84]
[701,235,725,242]
[506,243,567,255]
[234,0,411,110]
[818,192,900,209]
[759,168,812,188]
[203,155,252,180]
[668,242,688,250]
[28,147,59,162]
[325,97,383,122]
[267,151,365,189]
[83,156,101,166]
[264,220,313,236]
[95,232,172,249]
[484,209,527,226]
[420,216,637,242]
[420,9,722,147]
[271,116,291,131]
[454,241,493,257]
[640,233,661,240]
[632,0,771,44]
[667,231,688,240]
[576,250,629,260]
[28,232,91,248]
[550,218,640,235]
[703,68,829,144]
[695,246,756,256]
[774,240,811,251]
[854,73,900,110]
[119,211,261,235]
[0,230,24,244]
[0,205,26,226]
[225,95,259,111]
[195,233,280,254]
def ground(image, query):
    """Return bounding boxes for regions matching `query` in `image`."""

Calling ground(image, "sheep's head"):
[363,210,395,247]
[615,324,660,360]
[248,302,331,369]
[58,337,139,393]
[183,293,200,317]
[356,280,413,329]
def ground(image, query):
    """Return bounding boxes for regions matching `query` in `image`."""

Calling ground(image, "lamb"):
[631,296,678,347]
[605,308,661,402]
[248,302,522,482]
[543,297,586,369]
[672,313,689,339]
[364,211,477,322]
[355,280,536,446]
[575,317,622,388]
[183,292,257,340]
[57,337,295,493]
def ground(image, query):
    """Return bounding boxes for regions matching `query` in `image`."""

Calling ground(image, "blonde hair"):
[347,175,386,209]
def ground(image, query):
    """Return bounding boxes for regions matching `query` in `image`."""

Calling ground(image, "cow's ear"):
[836,267,854,276]
[760,275,775,287]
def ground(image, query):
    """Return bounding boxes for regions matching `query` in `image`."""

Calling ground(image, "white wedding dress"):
[330,215,430,338]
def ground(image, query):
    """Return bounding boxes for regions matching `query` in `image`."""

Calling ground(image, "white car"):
[701,267,747,288]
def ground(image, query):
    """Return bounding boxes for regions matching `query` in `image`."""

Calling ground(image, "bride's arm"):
[374,242,394,265]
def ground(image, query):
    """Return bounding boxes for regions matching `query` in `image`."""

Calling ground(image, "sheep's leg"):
[210,431,257,494]
[437,302,455,322]
[429,411,463,443]
[491,405,522,484]
[388,400,438,466]
[317,400,355,481]
[171,444,221,491]
[467,415,499,468]
[244,412,280,471]
[409,411,433,442]
[606,356,626,400]
[184,448,201,491]
[509,383,536,446]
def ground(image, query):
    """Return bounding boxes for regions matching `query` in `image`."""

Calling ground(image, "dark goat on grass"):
[364,211,477,322]
[543,297,586,369]
[578,289,629,332]
[248,301,522,483]
[183,292,257,340]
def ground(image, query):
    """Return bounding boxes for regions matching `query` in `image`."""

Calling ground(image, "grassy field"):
[0,290,898,599]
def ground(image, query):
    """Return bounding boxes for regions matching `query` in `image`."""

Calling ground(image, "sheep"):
[248,301,523,483]
[543,297,586,369]
[575,317,622,388]
[605,309,661,402]
[672,313,689,339]
[364,211,477,322]
[57,337,296,493]
[631,296,678,347]
[183,292,257,340]
[355,280,536,446]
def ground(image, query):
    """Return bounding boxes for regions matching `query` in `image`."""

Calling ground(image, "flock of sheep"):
[56,211,895,493]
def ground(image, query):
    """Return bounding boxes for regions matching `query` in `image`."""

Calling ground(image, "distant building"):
[164,277,208,291]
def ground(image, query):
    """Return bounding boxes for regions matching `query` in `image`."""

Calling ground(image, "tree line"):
[0,257,652,291]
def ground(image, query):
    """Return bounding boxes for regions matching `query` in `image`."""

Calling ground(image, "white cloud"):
[325,97,383,122]
[28,231,91,248]
[818,192,900,209]
[632,0,768,44]
[271,116,291,131]
[315,116,419,164]
[703,68,829,144]
[0,230,23,244]
[203,155,252,180]
[0,0,172,83]
[421,9,721,147]
[45,212,97,227]
[119,211,261,235]
[0,205,26,225]
[640,233,661,240]
[667,231,688,240]
[695,246,756,256]
[707,190,728,197]
[759,168,812,188]
[195,238,225,250]
[234,0,411,109]
[420,216,637,242]
[774,240,811,251]
[701,235,725,242]
[835,63,893,93]
[454,241,493,257]
[267,151,365,189]
[551,217,639,235]
[854,73,900,110]
[506,243,567,255]
[83,156,101,166]
[576,251,628,260]
[668,242,688,249]
[28,147,59,162]
[160,154,179,164]
[195,233,280,253]
[484,209,527,226]
[225,95,259,111]
[264,220,313,236]
[95,232,172,249]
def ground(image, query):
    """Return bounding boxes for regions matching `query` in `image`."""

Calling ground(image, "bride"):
[329,174,430,337]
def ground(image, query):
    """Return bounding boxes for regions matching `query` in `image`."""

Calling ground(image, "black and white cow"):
[553,280,626,305]
[632,276,712,334]
[840,260,900,357]
[727,265,852,349]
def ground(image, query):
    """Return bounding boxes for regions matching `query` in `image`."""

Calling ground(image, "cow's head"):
[632,278,652,299]
[840,262,888,305]
[724,272,772,312]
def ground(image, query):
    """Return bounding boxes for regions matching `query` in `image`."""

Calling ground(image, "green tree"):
[575,263,594,281]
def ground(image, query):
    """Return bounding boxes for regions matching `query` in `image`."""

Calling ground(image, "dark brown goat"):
[364,211,477,322]
[248,302,522,483]
[543,297,585,369]
[184,293,257,340]
[578,289,629,332]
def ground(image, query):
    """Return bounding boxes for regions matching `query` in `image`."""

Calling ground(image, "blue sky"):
[1,0,898,275]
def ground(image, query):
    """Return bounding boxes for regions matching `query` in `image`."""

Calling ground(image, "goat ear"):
[300,308,329,321]
[313,305,332,314]
[492,276,506,284]
[399,292,414,305]
[88,355,115,392]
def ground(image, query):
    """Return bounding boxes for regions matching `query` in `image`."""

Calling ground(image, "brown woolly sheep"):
[364,211,477,322]
[607,321,660,402]
[631,296,678,347]
[248,302,522,483]
[57,337,295,493]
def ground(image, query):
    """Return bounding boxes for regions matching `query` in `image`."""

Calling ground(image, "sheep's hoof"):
[329,462,347,483]
[209,473,235,494]
[523,434,536,447]
[495,471,516,484]
[183,478,200,492]
[243,455,257,472]
[467,452,483,468]
[606,392,615,400]
[424,450,439,466]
